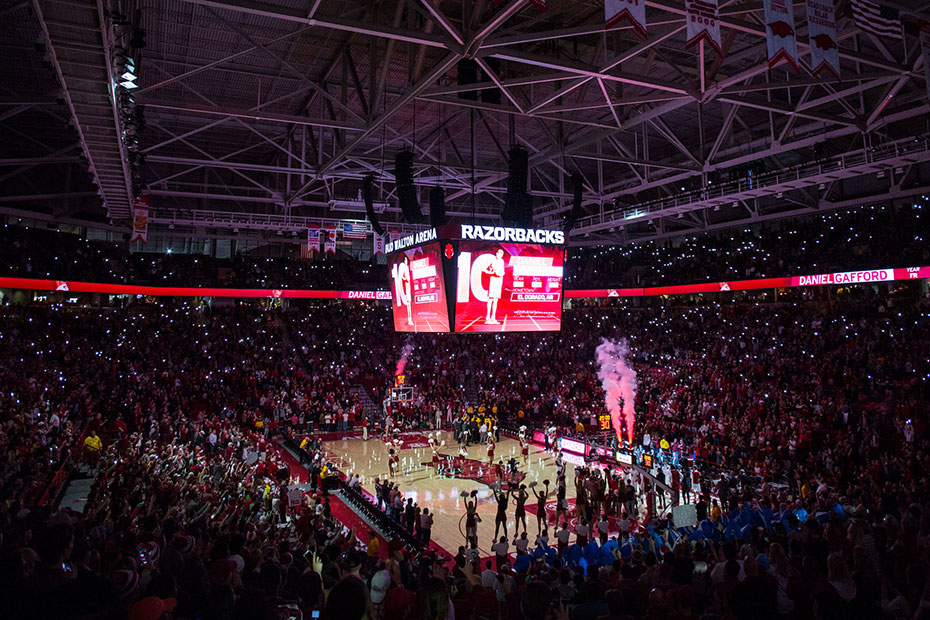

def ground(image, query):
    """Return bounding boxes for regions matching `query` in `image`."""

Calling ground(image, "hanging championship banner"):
[685,0,723,57]
[805,0,840,78]
[373,232,385,256]
[605,0,647,39]
[307,227,321,254]
[130,195,149,243]
[323,227,337,254]
[764,0,799,72]
[920,20,930,102]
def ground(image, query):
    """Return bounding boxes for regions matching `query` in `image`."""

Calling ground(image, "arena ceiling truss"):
[1,0,929,245]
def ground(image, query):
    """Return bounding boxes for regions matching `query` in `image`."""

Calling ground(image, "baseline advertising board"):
[453,240,563,332]
[388,243,451,333]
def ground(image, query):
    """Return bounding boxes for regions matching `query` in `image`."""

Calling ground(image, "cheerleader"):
[492,485,510,540]
[463,490,480,548]
[555,474,569,526]
[486,436,495,463]
[388,448,399,478]
[531,480,551,534]
[513,484,529,536]
[520,437,530,467]
[427,432,440,469]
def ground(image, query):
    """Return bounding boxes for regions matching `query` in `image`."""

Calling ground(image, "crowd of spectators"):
[0,224,385,289]
[2,201,926,293]
[0,265,928,619]
[563,202,928,288]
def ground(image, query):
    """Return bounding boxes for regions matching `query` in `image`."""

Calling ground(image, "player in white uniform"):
[401,255,413,326]
[484,249,505,324]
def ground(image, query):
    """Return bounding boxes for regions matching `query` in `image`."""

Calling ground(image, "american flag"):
[341,221,368,239]
[851,0,902,40]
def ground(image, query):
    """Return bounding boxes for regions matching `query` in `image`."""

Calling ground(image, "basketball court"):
[318,431,633,559]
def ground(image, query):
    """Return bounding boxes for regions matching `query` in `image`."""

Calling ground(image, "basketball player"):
[513,484,529,536]
[531,480,551,534]
[483,248,505,324]
[494,459,505,482]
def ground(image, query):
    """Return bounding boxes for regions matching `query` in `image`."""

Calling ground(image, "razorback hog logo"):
[769,20,793,37]
[444,243,454,259]
[812,34,837,51]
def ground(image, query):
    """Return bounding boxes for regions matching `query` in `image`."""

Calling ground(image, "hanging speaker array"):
[563,172,584,235]
[429,186,447,227]
[362,175,384,236]
[502,145,532,228]
[394,149,423,224]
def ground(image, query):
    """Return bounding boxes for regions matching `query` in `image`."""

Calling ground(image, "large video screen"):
[388,243,451,332]
[453,241,563,332]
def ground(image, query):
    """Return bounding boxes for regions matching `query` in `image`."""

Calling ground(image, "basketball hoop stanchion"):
[389,374,414,404]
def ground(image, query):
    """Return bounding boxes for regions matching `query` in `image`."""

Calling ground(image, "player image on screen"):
[455,241,563,332]
[388,243,451,333]
[484,248,506,325]
[398,255,413,326]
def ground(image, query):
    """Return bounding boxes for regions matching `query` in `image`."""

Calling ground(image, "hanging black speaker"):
[456,58,479,101]
[506,145,528,194]
[394,149,423,223]
[563,172,584,234]
[481,57,502,105]
[503,145,529,224]
[429,186,446,227]
[363,175,384,236]
[394,149,415,187]
[398,185,423,224]
[514,192,533,229]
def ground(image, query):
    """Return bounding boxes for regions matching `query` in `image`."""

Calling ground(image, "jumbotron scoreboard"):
[386,224,565,333]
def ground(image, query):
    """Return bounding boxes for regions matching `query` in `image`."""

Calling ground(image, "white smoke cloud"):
[595,338,638,445]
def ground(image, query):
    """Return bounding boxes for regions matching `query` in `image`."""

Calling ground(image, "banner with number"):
[307,227,320,254]
[685,0,723,57]
[920,20,930,102]
[323,227,337,254]
[131,195,149,243]
[373,232,385,256]
[605,0,647,38]
[764,0,799,72]
[805,0,840,78]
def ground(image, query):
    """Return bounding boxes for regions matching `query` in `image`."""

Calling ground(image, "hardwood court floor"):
[321,431,577,558]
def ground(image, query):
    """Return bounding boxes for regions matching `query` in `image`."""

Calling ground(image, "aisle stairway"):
[350,385,381,420]
[464,354,478,407]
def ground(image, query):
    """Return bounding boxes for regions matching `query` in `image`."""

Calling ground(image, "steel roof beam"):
[177,0,452,49]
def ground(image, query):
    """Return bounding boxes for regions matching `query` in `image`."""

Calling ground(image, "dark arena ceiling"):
[1,0,929,246]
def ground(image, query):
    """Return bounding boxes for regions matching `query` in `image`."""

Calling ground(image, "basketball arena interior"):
[1,1,929,619]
